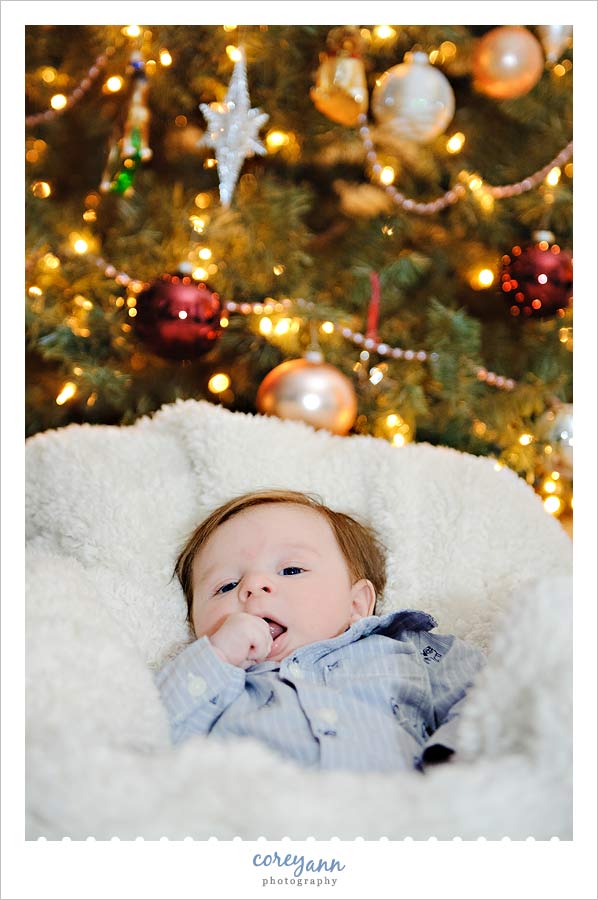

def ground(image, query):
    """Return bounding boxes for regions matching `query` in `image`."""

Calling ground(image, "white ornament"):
[199,48,269,207]
[372,51,455,144]
[536,25,572,63]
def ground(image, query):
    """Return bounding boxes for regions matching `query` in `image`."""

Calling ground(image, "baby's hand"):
[209,612,273,669]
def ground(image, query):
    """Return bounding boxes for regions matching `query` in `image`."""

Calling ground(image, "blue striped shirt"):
[154,610,486,772]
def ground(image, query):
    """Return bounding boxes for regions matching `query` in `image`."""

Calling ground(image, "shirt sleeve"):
[409,629,486,767]
[153,636,246,744]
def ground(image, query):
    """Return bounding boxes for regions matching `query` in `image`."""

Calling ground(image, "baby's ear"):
[349,579,376,622]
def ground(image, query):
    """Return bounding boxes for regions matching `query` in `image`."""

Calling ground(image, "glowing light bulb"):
[379,166,395,185]
[446,132,465,154]
[159,49,172,66]
[226,45,242,62]
[392,433,406,447]
[266,130,290,151]
[543,479,557,494]
[50,94,67,110]
[543,496,561,515]
[198,247,212,260]
[545,166,561,186]
[56,382,77,405]
[519,433,533,446]
[321,321,334,335]
[105,76,123,93]
[192,267,209,281]
[73,238,89,254]
[208,373,231,394]
[477,268,494,288]
[274,318,291,335]
[374,25,396,40]
[123,25,141,37]
[259,317,273,335]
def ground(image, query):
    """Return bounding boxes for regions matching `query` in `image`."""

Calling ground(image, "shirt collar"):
[247,608,437,672]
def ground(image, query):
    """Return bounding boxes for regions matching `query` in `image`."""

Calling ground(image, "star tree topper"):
[199,48,269,207]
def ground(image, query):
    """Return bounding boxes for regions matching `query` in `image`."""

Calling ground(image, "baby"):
[155,489,485,773]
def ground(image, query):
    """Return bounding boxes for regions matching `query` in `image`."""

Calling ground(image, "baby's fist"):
[209,612,273,668]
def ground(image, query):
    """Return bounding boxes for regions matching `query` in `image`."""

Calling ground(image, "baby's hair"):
[174,489,388,623]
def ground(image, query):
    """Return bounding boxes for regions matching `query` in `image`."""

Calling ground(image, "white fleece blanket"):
[25,400,573,839]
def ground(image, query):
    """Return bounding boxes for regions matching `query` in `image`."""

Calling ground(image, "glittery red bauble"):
[134,274,222,359]
[500,233,573,319]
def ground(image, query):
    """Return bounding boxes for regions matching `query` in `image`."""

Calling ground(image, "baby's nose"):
[240,574,273,602]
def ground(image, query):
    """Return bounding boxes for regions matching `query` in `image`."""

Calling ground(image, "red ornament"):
[500,231,573,319]
[133,274,222,359]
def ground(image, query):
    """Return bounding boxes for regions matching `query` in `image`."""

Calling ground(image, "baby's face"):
[191,503,375,662]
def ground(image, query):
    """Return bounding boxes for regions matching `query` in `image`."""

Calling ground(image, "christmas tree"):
[24,21,575,523]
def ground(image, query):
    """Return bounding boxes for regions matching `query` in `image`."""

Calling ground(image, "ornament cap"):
[304,350,324,364]
[532,230,556,244]
[408,51,430,65]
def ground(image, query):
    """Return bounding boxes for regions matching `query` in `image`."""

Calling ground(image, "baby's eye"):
[215,581,239,595]
[280,566,305,576]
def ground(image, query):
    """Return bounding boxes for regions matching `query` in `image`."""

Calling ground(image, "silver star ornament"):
[199,48,269,207]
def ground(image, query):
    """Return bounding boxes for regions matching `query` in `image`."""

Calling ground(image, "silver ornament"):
[371,51,455,143]
[199,48,269,207]
[256,351,358,435]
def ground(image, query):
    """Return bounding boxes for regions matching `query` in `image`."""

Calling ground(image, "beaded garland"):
[84,253,517,392]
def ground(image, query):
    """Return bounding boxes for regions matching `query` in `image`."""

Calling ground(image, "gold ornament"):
[256,351,358,435]
[310,26,368,127]
[371,51,455,143]
[472,26,544,100]
[536,25,572,64]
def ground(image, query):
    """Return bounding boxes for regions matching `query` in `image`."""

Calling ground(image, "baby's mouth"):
[263,617,287,641]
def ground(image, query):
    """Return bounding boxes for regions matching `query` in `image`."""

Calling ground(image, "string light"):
[56,382,77,405]
[198,247,212,260]
[545,166,561,186]
[259,317,273,335]
[274,318,292,335]
[226,46,243,62]
[266,130,290,151]
[519,434,534,446]
[208,373,231,394]
[544,496,561,515]
[104,76,123,93]
[73,238,89,254]
[123,25,141,38]
[446,132,465,154]
[379,166,395,186]
[373,25,396,40]
[159,49,173,66]
[50,94,67,110]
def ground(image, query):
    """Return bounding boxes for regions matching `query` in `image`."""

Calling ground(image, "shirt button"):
[186,673,208,697]
[287,662,303,679]
[316,707,338,725]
